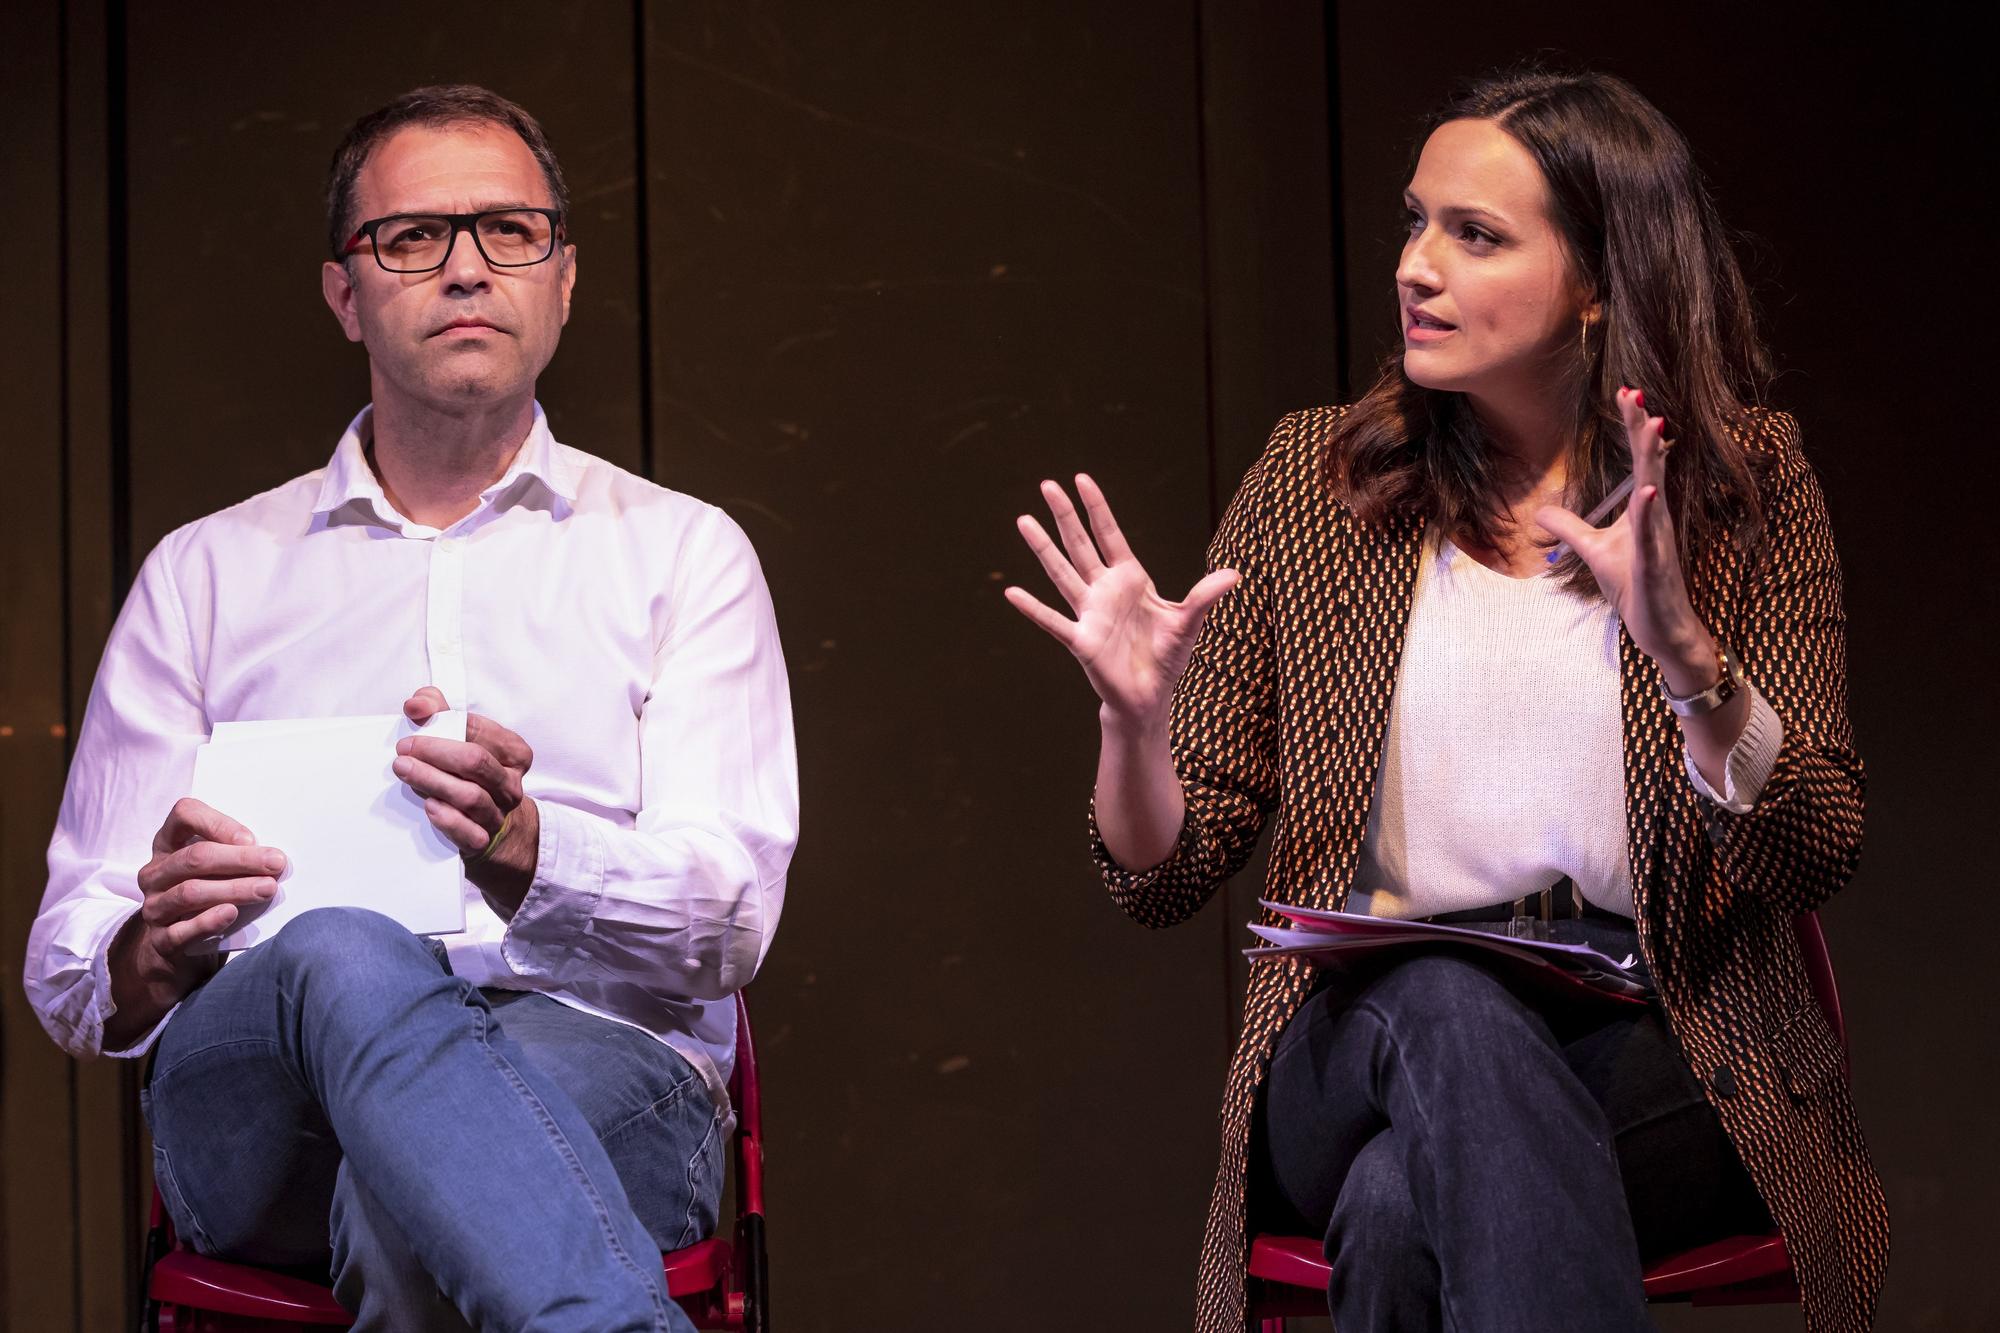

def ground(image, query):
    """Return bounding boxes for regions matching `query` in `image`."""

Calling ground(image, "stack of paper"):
[1246,900,1654,1005]
[190,713,470,952]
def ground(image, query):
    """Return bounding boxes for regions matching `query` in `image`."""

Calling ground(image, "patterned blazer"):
[1090,406,1887,1332]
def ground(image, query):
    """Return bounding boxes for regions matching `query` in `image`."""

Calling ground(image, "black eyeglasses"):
[340,208,565,273]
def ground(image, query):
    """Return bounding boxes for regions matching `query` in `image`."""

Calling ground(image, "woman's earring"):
[1579,313,1593,358]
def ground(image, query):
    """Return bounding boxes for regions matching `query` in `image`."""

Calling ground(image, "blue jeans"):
[1254,924,1770,1333]
[141,908,724,1332]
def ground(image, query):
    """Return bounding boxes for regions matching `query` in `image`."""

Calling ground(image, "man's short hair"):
[325,84,570,259]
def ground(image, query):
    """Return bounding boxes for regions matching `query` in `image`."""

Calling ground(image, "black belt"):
[1423,878,1626,934]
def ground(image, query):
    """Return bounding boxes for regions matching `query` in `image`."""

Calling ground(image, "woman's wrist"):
[1093,703,1186,875]
[1099,702,1171,747]
[1655,625,1722,697]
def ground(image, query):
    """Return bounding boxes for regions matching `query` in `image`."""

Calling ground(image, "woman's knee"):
[1327,1133,1437,1305]
[1330,1133,1422,1249]
[1355,953,1539,1038]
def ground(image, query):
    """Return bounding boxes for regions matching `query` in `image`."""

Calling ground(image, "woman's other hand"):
[1005,473,1238,732]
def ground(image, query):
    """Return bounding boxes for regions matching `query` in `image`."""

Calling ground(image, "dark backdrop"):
[1,3,1984,1330]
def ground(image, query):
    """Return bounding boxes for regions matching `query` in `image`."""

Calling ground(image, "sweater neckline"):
[1436,535,1556,585]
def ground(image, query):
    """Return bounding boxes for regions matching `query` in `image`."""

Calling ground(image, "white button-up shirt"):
[25,404,797,1118]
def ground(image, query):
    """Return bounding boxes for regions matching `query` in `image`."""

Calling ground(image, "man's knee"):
[260,907,443,990]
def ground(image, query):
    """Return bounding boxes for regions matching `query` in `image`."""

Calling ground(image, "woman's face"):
[1397,118,1590,402]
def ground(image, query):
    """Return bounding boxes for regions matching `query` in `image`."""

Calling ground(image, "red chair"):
[1248,913,1846,1329]
[143,995,769,1332]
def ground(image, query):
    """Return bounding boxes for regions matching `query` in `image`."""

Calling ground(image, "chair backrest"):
[727,993,768,1333]
[1792,911,1847,1074]
[730,993,765,1219]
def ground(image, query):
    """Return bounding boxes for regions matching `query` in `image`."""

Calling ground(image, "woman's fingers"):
[1002,585,1078,647]
[1627,484,1652,569]
[1618,390,1671,560]
[1180,568,1240,619]
[1015,513,1091,611]
[1535,503,1602,558]
[1620,386,1668,495]
[1632,484,1671,570]
[1074,473,1136,566]
[1040,480,1107,580]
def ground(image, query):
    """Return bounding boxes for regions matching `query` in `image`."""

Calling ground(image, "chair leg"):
[738,1213,768,1333]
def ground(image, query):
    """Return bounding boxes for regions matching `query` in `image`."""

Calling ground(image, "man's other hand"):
[104,798,285,1050]
[396,686,540,913]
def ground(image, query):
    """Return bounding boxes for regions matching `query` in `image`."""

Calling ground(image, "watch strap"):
[1660,642,1744,717]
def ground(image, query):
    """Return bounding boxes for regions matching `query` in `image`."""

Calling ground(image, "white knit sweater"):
[1352,534,1783,921]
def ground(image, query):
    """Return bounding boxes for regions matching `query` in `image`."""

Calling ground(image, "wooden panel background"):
[2,2,1985,1330]
[641,5,1220,1318]
[1,2,1337,1328]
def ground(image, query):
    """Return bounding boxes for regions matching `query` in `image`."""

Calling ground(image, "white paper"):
[1248,900,1654,999]
[193,712,469,952]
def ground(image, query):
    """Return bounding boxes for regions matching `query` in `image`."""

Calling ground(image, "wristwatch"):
[1659,641,1745,717]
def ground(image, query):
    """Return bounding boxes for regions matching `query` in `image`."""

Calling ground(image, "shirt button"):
[1709,1064,1738,1099]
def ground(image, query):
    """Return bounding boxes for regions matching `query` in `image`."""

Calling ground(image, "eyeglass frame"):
[338,207,567,273]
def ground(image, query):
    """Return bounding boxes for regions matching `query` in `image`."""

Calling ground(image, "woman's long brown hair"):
[1329,67,1773,588]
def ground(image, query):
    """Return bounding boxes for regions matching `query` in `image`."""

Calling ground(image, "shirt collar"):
[310,402,579,530]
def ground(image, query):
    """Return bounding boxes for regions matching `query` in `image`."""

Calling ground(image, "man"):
[23,85,796,1332]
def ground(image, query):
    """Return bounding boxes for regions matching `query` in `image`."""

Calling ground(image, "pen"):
[1544,473,1638,565]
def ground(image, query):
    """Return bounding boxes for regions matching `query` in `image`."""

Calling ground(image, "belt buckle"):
[1506,893,1550,941]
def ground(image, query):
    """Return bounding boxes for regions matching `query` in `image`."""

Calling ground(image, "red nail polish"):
[1634,390,1646,409]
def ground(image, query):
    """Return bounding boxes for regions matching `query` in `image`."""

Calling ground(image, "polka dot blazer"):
[1090,406,1887,1333]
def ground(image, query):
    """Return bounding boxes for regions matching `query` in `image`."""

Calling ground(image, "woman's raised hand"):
[1536,386,1710,679]
[1005,474,1239,729]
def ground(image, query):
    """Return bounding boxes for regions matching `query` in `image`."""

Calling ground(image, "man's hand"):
[104,798,285,1050]
[395,686,540,913]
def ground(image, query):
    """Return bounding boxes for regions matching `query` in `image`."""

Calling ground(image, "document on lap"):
[1247,900,1655,1004]
[191,712,470,952]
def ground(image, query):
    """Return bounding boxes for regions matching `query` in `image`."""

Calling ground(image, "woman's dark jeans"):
[1254,920,1771,1332]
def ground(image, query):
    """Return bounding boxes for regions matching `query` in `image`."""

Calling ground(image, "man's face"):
[321,123,576,411]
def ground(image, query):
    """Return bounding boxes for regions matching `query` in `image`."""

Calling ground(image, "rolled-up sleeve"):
[1706,413,1866,914]
[503,506,797,1001]
[1683,683,1785,814]
[1088,418,1284,929]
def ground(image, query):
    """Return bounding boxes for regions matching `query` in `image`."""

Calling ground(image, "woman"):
[1006,68,1885,1332]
